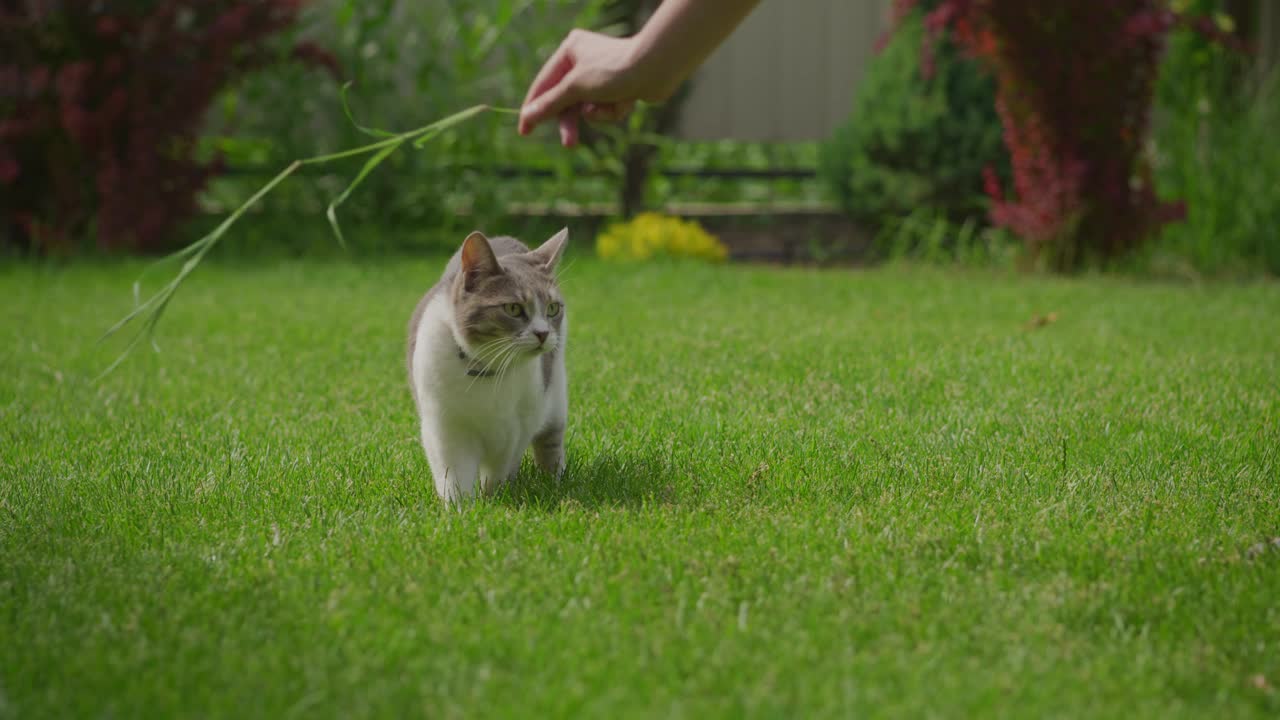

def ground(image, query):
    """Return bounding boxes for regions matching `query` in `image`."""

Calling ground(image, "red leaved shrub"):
[889,0,1246,269]
[0,1,338,254]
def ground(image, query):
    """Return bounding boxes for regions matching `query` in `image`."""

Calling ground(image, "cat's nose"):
[533,330,549,345]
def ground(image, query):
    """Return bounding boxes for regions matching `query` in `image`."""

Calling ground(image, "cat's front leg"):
[421,422,481,504]
[533,362,568,478]
[532,423,566,478]
[533,350,568,479]
[475,457,511,497]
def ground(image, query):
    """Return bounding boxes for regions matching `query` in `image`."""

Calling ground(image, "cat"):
[407,228,569,503]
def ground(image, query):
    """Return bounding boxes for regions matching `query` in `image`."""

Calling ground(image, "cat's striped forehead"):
[500,254,561,296]
[468,255,561,303]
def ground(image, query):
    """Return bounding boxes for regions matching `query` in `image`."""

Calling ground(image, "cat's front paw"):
[532,425,565,479]
[533,447,565,478]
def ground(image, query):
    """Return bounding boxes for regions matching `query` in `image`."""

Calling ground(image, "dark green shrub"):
[1149,75,1280,277]
[819,6,1008,255]
[1147,6,1279,277]
[0,1,331,254]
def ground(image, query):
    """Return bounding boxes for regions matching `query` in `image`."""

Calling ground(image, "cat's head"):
[451,228,568,361]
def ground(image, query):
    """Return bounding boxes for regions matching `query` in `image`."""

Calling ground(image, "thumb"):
[519,71,583,135]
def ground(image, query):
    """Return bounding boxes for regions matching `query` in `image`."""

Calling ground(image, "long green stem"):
[98,103,520,379]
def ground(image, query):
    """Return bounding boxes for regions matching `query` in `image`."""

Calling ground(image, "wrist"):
[624,28,684,102]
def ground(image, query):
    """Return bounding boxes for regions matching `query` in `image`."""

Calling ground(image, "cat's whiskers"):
[476,348,511,378]
[468,336,507,363]
[462,338,504,370]
[494,342,525,389]
[470,344,509,392]
[465,338,512,391]
[552,257,577,282]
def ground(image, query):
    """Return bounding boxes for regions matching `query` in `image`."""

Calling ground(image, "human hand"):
[518,29,674,147]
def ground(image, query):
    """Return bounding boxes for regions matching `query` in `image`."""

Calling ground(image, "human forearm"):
[627,0,763,101]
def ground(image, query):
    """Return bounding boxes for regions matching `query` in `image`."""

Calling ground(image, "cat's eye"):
[503,303,525,318]
[546,302,561,317]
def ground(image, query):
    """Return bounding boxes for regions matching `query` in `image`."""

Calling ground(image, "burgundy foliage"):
[888,0,1246,269]
[0,1,338,253]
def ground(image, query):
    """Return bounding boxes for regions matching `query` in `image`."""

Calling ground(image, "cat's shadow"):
[491,449,673,511]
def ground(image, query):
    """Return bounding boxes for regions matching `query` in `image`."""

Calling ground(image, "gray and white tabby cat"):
[407,228,569,503]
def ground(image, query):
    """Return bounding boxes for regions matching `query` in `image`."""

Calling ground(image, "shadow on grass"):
[492,449,675,511]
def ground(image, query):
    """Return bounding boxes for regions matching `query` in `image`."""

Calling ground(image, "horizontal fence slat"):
[216,165,820,180]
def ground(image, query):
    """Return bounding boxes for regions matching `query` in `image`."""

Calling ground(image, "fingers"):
[520,32,580,136]
[519,65,587,137]
[522,38,573,107]
[542,101,636,148]
[583,101,634,123]
[558,109,579,147]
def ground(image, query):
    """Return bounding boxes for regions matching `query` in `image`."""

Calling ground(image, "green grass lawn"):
[3,256,1278,718]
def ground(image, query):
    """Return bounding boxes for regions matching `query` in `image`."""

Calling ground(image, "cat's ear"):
[460,231,500,289]
[529,227,568,271]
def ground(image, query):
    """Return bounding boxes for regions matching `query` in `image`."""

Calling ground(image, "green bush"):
[1147,9,1280,277]
[819,6,1008,257]
[1150,80,1280,277]
[878,208,1020,269]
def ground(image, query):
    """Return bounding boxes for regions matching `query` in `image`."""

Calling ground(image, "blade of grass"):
[326,141,401,248]
[99,103,520,379]
[339,82,399,139]
[99,159,302,343]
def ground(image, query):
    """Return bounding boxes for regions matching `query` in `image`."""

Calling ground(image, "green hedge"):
[819,7,1008,255]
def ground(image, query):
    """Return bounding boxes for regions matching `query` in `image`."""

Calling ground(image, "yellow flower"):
[594,214,728,264]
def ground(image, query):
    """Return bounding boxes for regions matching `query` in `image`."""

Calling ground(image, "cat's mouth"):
[524,333,557,355]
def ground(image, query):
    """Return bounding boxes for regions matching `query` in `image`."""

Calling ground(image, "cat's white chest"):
[410,294,554,499]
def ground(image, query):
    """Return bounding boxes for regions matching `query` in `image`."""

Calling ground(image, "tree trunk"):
[620,144,653,218]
